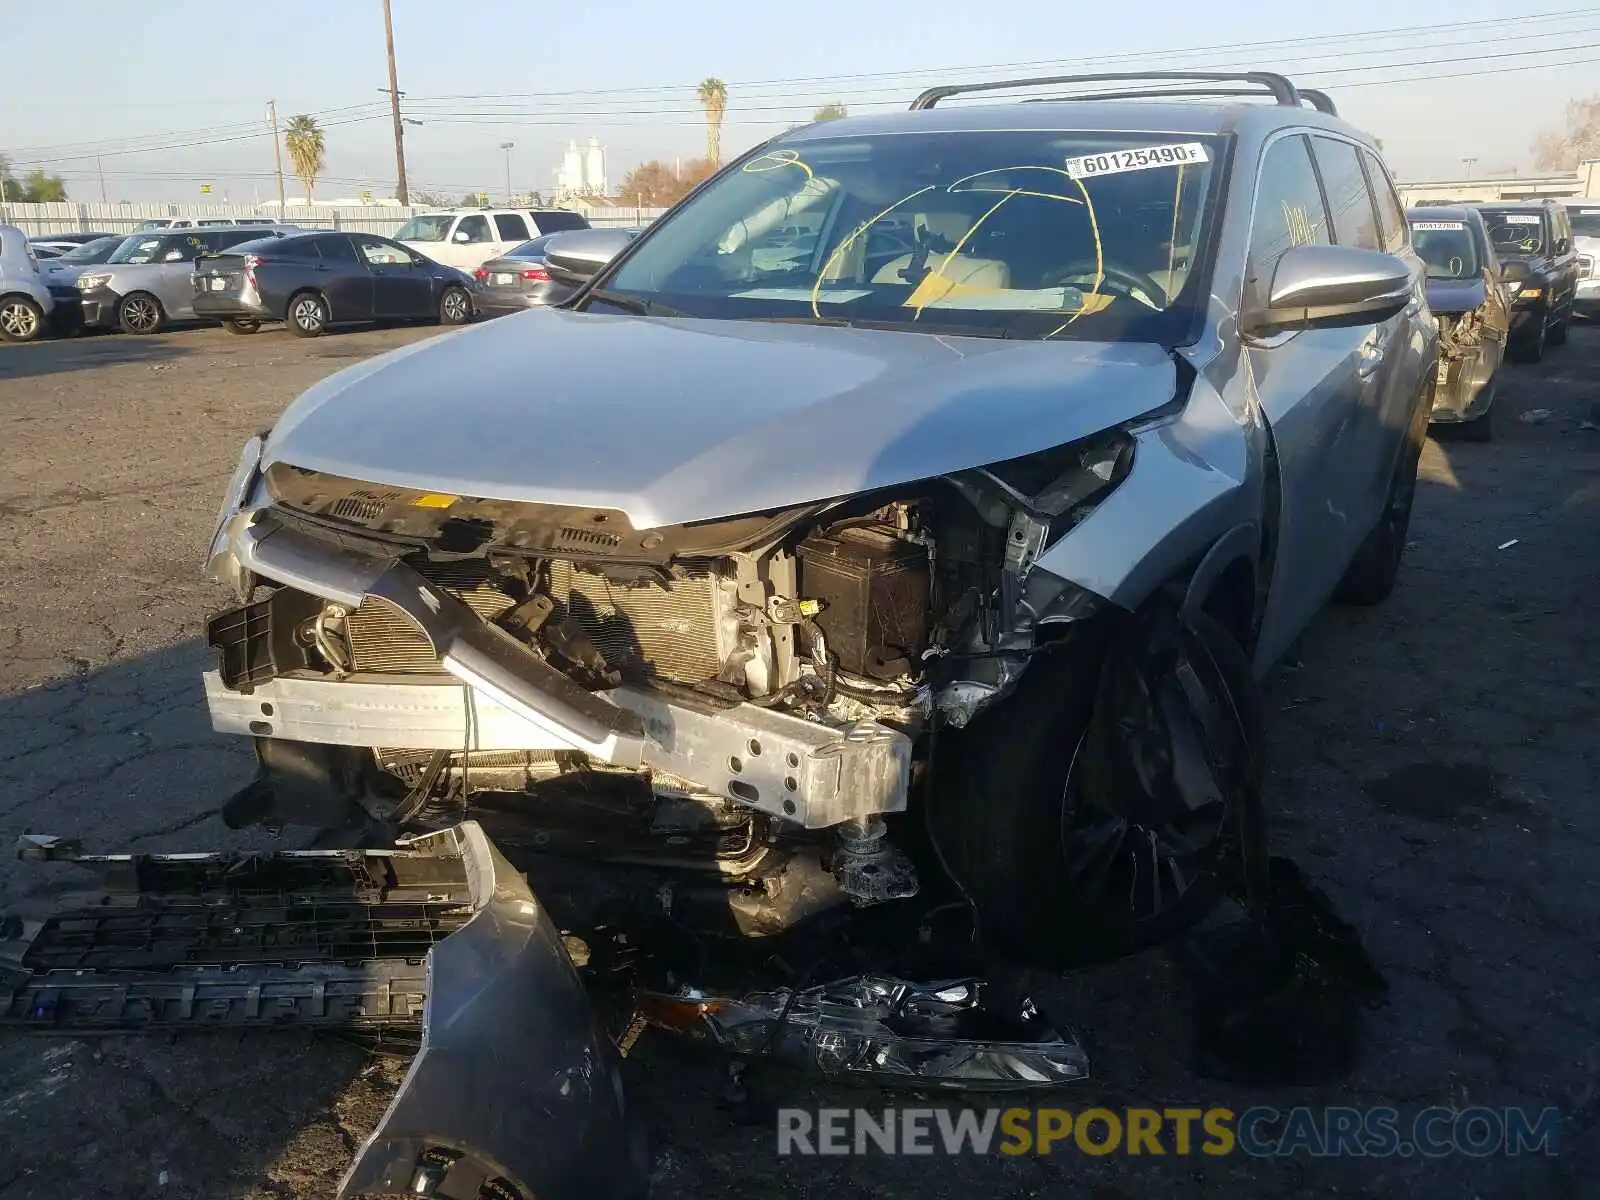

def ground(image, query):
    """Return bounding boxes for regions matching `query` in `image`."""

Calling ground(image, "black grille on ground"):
[342,559,726,683]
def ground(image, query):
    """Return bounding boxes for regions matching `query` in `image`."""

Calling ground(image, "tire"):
[928,607,1263,967]
[0,295,44,343]
[117,292,164,335]
[438,285,472,326]
[1335,417,1423,606]
[1508,323,1545,364]
[222,318,262,335]
[288,291,329,338]
[1547,309,1569,347]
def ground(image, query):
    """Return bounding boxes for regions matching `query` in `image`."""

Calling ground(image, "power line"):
[6,7,1586,163]
[407,6,1595,102]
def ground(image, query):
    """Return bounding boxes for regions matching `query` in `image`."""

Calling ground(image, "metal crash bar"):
[911,71,1315,112]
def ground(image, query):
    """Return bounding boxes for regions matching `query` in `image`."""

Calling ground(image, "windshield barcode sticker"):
[1412,221,1466,231]
[1065,143,1209,179]
[1500,214,1541,224]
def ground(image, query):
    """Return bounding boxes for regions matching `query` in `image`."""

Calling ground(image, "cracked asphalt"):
[0,321,1596,1198]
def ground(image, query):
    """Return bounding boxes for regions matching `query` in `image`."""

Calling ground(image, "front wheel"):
[438,285,472,326]
[0,295,44,342]
[222,318,261,335]
[288,292,329,338]
[1547,309,1570,347]
[118,292,164,335]
[928,607,1263,966]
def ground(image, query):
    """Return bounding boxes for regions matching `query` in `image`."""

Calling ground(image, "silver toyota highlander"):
[202,71,1435,969]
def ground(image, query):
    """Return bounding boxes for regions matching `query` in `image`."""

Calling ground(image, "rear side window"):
[456,215,493,243]
[531,211,589,234]
[1246,134,1331,310]
[270,238,319,260]
[315,235,359,263]
[494,213,530,240]
[1312,137,1381,252]
[213,228,274,249]
[1360,151,1408,254]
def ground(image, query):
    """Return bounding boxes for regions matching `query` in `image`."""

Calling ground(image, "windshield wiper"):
[581,289,690,318]
[744,314,1018,339]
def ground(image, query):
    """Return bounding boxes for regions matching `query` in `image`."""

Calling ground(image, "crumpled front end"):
[1427,308,1498,423]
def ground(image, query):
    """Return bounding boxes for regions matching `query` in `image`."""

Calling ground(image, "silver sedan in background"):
[472,229,641,315]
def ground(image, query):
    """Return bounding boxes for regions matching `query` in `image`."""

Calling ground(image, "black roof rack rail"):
[911,71,1303,111]
[1018,84,1338,115]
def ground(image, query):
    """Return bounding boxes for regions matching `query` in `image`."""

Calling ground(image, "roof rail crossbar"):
[911,71,1301,111]
[1020,84,1337,115]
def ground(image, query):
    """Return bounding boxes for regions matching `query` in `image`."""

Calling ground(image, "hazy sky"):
[2,0,1595,204]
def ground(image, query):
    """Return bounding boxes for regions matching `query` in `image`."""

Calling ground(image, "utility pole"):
[97,157,107,205]
[500,142,514,203]
[381,0,410,205]
[267,101,287,215]
[1462,157,1477,179]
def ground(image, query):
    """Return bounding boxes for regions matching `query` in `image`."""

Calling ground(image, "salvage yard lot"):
[0,322,1596,1199]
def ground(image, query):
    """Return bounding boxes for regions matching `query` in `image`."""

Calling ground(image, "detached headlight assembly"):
[76,273,112,291]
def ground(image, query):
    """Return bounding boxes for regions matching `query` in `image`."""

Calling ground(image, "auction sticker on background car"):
[1065,143,1210,178]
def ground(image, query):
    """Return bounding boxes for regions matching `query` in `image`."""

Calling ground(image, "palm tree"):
[813,102,848,121]
[284,115,326,204]
[697,78,728,166]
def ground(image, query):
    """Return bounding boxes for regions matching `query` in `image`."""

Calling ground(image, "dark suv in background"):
[1474,199,1580,361]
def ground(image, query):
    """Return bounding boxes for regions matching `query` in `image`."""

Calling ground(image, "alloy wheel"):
[121,295,160,334]
[0,300,40,340]
[293,296,326,333]
[442,289,469,323]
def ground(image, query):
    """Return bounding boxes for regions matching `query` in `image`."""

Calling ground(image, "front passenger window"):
[1245,134,1331,312]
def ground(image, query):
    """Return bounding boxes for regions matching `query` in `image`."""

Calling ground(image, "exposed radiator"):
[343,559,727,684]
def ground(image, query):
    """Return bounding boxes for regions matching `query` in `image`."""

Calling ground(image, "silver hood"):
[263,309,1178,529]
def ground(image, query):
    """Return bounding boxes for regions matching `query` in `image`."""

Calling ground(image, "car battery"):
[797,526,929,680]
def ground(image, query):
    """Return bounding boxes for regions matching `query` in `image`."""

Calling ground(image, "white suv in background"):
[394,208,591,270]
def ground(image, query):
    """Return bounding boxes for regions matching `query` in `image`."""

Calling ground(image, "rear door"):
[1244,133,1376,665]
[352,234,431,317]
[489,212,531,263]
[309,235,375,321]
[154,232,215,317]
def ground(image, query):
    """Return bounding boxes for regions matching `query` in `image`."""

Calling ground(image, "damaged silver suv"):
[203,71,1433,967]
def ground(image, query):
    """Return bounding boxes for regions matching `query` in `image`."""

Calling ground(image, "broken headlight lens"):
[639,975,1089,1089]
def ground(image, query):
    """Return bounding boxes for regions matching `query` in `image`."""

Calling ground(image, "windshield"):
[601,130,1222,342]
[59,235,126,262]
[1480,210,1546,256]
[1568,207,1600,238]
[395,214,455,242]
[109,235,168,264]
[1408,220,1481,279]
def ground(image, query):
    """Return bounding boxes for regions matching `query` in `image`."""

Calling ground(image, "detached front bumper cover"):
[337,823,647,1200]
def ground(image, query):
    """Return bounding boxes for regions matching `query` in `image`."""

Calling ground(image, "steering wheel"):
[1040,259,1167,308]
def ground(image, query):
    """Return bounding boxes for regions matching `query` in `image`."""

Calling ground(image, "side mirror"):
[164,250,186,262]
[542,228,638,285]
[1243,244,1411,337]
[452,230,471,244]
[1555,237,1571,254]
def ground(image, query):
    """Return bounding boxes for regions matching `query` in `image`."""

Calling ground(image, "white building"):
[555,137,609,199]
